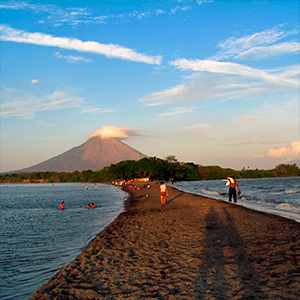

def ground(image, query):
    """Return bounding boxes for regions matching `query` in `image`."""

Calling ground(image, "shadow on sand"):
[166,192,185,205]
[195,206,267,300]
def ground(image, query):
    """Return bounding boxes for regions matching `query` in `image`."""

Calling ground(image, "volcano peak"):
[15,134,146,173]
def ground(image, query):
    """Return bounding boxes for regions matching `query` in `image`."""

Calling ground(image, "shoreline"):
[173,177,300,224]
[31,181,300,299]
[172,185,300,224]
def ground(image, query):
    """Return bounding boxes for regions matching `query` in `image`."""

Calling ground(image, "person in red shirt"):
[227,174,241,204]
[91,203,96,209]
[59,201,65,210]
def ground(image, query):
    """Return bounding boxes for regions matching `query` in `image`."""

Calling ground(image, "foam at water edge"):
[285,189,300,194]
[200,189,220,196]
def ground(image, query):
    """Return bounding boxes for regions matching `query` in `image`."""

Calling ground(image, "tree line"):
[0,156,299,183]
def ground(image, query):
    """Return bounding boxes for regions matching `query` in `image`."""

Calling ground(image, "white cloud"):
[186,123,210,129]
[55,51,92,63]
[0,25,162,65]
[155,9,165,15]
[170,6,192,14]
[90,126,141,139]
[0,2,193,27]
[0,90,83,118]
[213,26,299,60]
[235,42,300,60]
[0,2,95,26]
[158,106,194,119]
[81,106,114,114]
[149,26,299,107]
[139,66,298,106]
[197,0,214,4]
[268,140,300,158]
[171,59,298,87]
[141,84,188,106]
[1,88,114,118]
[219,27,286,52]
[239,116,261,121]
[217,83,251,89]
[145,25,299,106]
[0,2,34,10]
[277,64,300,79]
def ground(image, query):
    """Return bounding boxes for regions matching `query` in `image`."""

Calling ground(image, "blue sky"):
[1,0,299,172]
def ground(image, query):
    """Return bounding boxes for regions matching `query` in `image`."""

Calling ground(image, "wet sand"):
[31,182,300,299]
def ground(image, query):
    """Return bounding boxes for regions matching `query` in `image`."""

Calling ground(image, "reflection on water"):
[0,183,127,300]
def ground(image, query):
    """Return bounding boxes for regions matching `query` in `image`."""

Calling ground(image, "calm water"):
[174,177,300,223]
[0,183,128,300]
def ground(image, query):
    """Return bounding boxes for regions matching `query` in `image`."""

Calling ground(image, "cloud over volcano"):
[90,126,141,140]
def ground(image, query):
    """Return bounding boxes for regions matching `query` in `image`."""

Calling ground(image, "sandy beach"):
[31,182,300,300]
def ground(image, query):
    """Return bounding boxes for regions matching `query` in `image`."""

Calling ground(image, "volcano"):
[16,136,147,172]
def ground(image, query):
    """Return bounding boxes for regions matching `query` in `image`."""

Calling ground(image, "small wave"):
[257,186,273,190]
[240,197,275,206]
[241,196,252,201]
[276,203,300,212]
[200,189,220,196]
[285,189,300,194]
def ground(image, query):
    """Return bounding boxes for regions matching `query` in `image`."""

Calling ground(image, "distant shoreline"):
[1,159,299,183]
[1,174,300,184]
[31,181,300,299]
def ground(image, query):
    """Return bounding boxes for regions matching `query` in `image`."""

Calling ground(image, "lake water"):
[173,177,300,223]
[0,183,128,300]
[1,178,299,299]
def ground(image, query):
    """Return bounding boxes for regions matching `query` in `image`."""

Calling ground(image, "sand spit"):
[31,182,300,299]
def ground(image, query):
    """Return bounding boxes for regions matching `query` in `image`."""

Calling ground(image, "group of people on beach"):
[112,179,151,191]
[59,175,241,210]
[159,174,241,206]
[59,201,97,210]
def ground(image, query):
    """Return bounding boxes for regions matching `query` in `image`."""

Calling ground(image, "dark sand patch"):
[31,182,300,299]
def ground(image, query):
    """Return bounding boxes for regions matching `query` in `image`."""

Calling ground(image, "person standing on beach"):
[159,181,168,206]
[227,174,241,204]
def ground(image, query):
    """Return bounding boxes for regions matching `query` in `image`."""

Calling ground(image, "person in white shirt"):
[159,181,168,206]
